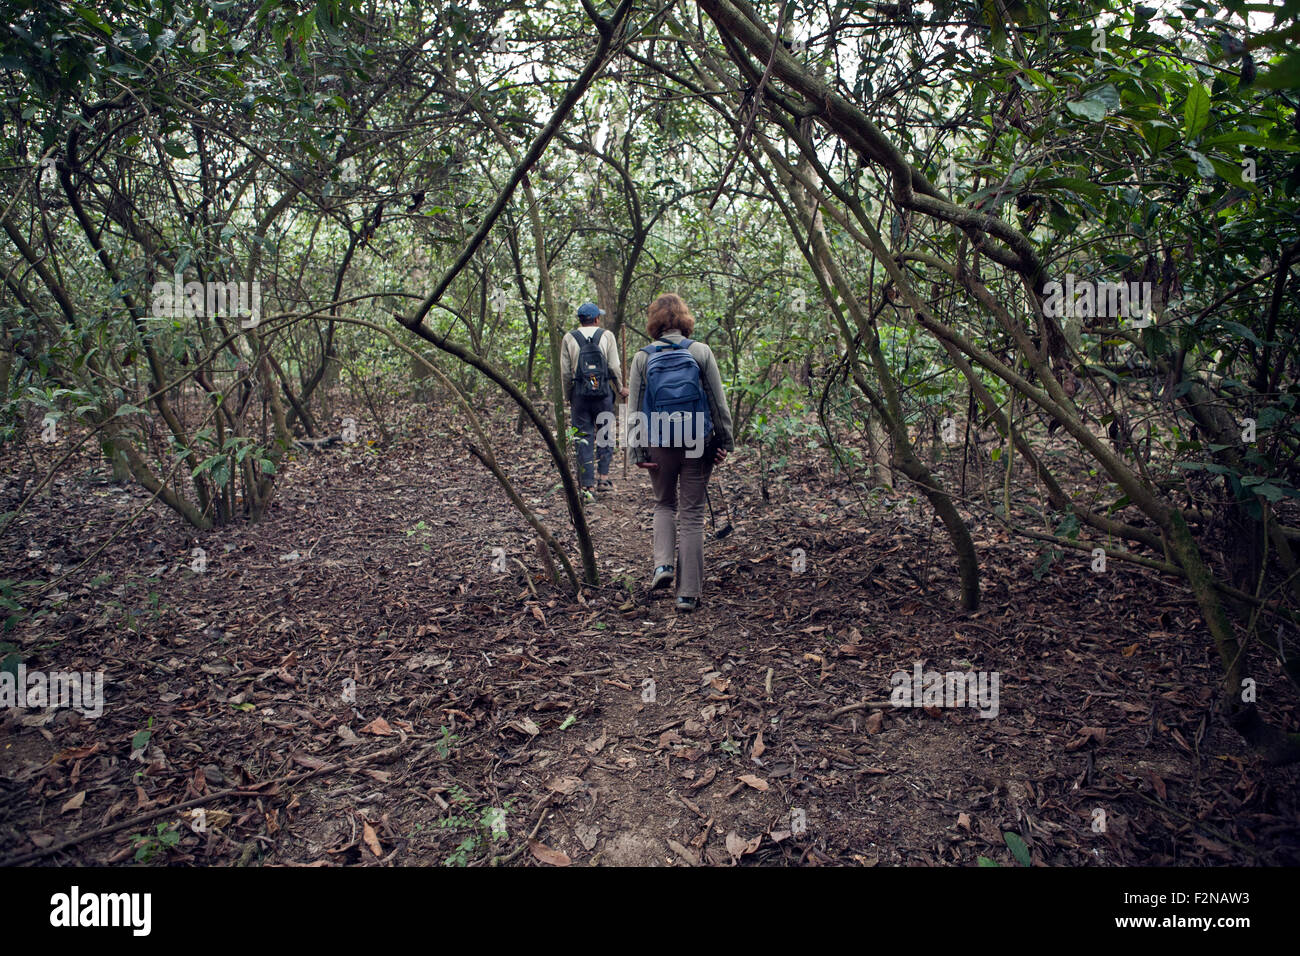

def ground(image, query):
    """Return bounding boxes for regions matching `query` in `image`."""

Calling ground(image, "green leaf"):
[1065,98,1107,122]
[977,856,1000,867]
[1003,831,1032,866]
[1184,81,1210,139]
[131,728,151,750]
[1255,51,1300,91]
[1091,83,1120,110]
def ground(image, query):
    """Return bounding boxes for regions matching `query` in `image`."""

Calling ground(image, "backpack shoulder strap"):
[591,328,603,346]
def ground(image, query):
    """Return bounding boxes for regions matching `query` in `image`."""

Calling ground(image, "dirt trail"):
[2,405,1298,866]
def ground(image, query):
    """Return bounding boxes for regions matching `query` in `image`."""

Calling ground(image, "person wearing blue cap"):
[561,302,627,498]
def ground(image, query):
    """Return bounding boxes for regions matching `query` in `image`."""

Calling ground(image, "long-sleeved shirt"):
[560,325,624,399]
[627,330,734,463]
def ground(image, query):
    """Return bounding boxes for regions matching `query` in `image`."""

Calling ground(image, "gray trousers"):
[648,446,713,599]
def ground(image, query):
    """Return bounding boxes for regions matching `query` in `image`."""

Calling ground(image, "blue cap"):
[577,302,605,321]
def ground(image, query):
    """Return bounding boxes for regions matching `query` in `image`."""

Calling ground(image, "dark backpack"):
[571,328,609,399]
[641,338,713,447]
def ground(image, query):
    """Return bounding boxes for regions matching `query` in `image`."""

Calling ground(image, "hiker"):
[628,293,734,613]
[561,301,628,498]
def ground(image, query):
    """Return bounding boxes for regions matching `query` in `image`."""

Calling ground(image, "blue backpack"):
[641,338,713,448]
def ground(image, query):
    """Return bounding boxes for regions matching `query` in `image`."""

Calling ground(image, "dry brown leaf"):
[528,839,571,866]
[548,776,584,795]
[511,717,541,736]
[687,766,717,791]
[1149,773,1167,801]
[865,711,884,734]
[1064,726,1107,751]
[52,743,104,763]
[61,791,85,813]
[666,838,700,866]
[362,820,383,857]
[737,774,769,791]
[751,730,765,759]
[360,716,394,736]
[958,812,971,831]
[725,831,762,859]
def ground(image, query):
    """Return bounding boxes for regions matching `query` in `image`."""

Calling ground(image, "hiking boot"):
[581,487,596,503]
[597,477,614,492]
[676,596,699,613]
[651,565,674,590]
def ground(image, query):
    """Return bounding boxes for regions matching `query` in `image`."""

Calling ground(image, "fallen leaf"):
[528,839,571,866]
[666,838,700,866]
[1121,643,1139,657]
[1149,773,1167,801]
[725,831,762,859]
[750,730,765,759]
[510,717,541,736]
[362,820,383,857]
[687,766,717,791]
[658,730,683,749]
[61,791,86,813]
[1064,726,1107,751]
[575,824,600,851]
[548,776,584,795]
[360,716,394,736]
[52,743,104,763]
[865,711,884,734]
[958,812,971,831]
[737,774,769,791]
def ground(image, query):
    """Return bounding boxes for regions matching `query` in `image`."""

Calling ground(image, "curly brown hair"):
[646,293,696,339]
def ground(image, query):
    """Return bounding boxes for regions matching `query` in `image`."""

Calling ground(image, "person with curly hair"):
[626,293,734,612]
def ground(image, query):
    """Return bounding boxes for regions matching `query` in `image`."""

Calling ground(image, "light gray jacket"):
[627,330,734,463]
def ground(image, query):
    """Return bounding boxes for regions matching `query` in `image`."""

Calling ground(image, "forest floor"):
[2,400,1299,867]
